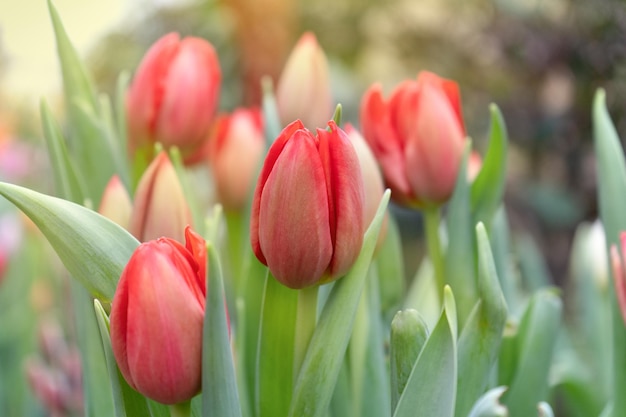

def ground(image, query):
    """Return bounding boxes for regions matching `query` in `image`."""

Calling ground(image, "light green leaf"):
[375,215,405,322]
[593,88,626,417]
[0,182,139,301]
[455,222,508,417]
[202,244,242,417]
[446,141,477,328]
[392,286,457,417]
[538,402,554,417]
[471,104,508,228]
[262,76,282,142]
[500,290,562,417]
[288,190,390,417]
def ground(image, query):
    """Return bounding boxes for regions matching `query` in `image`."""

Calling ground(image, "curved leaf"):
[0,182,139,301]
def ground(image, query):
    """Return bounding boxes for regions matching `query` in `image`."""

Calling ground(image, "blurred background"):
[0,0,624,415]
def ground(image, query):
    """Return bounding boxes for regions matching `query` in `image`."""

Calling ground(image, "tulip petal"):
[250,120,305,264]
[360,85,412,198]
[258,130,332,288]
[417,71,465,134]
[318,122,365,279]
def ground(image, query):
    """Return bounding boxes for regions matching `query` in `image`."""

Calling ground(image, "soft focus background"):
[0,0,624,415]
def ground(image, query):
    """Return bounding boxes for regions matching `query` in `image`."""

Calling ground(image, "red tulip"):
[127,33,221,163]
[110,226,206,404]
[250,120,364,289]
[360,71,466,208]
[129,151,192,243]
[208,108,265,211]
[276,32,333,130]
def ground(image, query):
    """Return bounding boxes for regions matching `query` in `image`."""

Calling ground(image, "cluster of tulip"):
[4,2,626,417]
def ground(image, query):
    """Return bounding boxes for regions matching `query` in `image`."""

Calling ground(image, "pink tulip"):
[208,108,265,211]
[276,32,333,130]
[129,151,192,243]
[98,176,132,230]
[250,120,364,289]
[360,71,466,208]
[110,226,206,404]
[127,33,221,163]
[610,232,626,325]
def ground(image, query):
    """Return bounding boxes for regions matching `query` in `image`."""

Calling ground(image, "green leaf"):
[257,274,298,417]
[392,286,457,417]
[261,76,283,142]
[514,233,551,292]
[202,244,243,417]
[374,215,405,323]
[467,387,508,417]
[40,99,86,203]
[500,290,562,417]
[471,104,508,228]
[446,141,477,328]
[390,309,429,413]
[288,190,390,417]
[490,207,520,314]
[593,88,626,417]
[48,0,119,205]
[455,223,508,417]
[0,182,139,301]
[93,300,154,417]
[71,282,115,417]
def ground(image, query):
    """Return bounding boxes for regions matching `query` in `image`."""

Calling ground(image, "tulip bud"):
[110,226,206,404]
[610,232,626,325]
[98,176,132,230]
[208,108,265,211]
[127,32,221,163]
[344,123,388,246]
[360,71,466,208]
[468,150,482,183]
[250,120,364,289]
[276,32,333,130]
[129,151,192,243]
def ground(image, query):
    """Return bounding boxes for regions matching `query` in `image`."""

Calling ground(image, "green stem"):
[169,400,192,417]
[294,285,319,379]
[423,206,445,302]
[224,210,244,294]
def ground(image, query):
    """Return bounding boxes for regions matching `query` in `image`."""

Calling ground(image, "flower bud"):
[344,123,387,246]
[127,33,221,163]
[110,227,206,404]
[610,232,626,325]
[129,151,192,243]
[276,33,333,130]
[360,71,466,208]
[208,108,265,211]
[250,120,364,289]
[98,176,132,230]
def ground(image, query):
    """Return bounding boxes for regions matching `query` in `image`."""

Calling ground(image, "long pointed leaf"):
[203,244,242,417]
[0,182,139,301]
[593,88,626,417]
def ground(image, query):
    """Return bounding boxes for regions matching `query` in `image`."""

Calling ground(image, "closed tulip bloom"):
[98,176,132,230]
[129,151,192,243]
[250,120,365,289]
[610,232,626,325]
[208,108,265,211]
[276,32,333,130]
[360,71,466,208]
[127,32,221,163]
[110,226,206,404]
[344,123,388,245]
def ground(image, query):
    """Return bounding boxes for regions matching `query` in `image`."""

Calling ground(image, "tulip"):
[98,176,132,229]
[110,226,206,404]
[208,108,265,211]
[129,151,192,243]
[250,120,364,289]
[344,123,388,246]
[610,232,626,325]
[360,71,466,208]
[127,32,221,163]
[276,32,333,130]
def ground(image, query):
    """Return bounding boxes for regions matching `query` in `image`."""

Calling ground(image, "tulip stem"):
[294,285,319,379]
[423,206,445,302]
[169,400,191,417]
